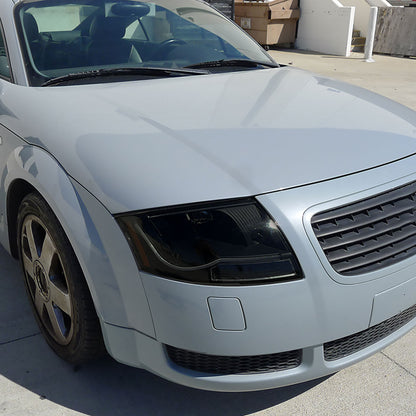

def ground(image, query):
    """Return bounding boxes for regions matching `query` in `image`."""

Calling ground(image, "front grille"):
[324,303,416,361]
[311,181,416,275]
[165,345,302,375]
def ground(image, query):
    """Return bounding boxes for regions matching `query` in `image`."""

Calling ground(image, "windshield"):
[15,0,276,86]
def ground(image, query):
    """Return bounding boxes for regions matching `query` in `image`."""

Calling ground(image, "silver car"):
[1,0,416,392]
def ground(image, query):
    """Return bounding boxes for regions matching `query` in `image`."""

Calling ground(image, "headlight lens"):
[117,198,303,285]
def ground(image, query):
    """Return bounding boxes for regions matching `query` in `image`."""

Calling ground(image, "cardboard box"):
[234,0,300,46]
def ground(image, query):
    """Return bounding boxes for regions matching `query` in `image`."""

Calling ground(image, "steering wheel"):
[153,39,187,60]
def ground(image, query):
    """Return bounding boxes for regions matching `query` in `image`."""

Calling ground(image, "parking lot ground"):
[268,49,416,112]
[1,50,416,416]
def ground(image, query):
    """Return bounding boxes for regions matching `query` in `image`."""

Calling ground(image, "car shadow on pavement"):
[0,245,326,416]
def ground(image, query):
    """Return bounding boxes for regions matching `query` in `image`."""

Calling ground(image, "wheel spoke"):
[34,288,45,316]
[22,252,35,281]
[49,282,72,317]
[39,233,57,275]
[24,220,39,261]
[45,302,68,342]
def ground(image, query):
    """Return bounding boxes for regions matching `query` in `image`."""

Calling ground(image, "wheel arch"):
[4,145,156,338]
[4,145,111,319]
[4,145,87,261]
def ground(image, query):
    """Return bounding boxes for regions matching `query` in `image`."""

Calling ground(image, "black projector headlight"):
[117,198,303,285]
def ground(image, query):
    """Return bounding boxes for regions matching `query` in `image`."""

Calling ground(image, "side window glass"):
[0,27,11,80]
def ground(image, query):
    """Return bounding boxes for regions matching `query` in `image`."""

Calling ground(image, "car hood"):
[5,67,416,213]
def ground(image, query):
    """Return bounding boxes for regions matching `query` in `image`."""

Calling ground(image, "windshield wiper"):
[42,67,209,86]
[184,59,279,70]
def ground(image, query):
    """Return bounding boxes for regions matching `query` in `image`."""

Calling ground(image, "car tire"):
[17,193,105,364]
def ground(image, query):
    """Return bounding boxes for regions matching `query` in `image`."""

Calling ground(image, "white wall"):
[342,0,391,36]
[365,0,392,5]
[296,0,355,56]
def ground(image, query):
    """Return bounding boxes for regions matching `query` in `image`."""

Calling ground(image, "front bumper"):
[102,304,416,392]
[100,156,416,391]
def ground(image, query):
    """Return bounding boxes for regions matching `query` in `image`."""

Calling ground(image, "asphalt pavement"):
[1,50,416,415]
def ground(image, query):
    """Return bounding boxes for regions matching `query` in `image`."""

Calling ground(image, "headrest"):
[89,16,126,40]
[23,13,39,42]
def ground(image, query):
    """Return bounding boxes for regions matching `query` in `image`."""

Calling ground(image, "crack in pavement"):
[381,351,416,380]
[0,332,40,347]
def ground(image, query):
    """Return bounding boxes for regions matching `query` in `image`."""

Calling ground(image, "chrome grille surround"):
[311,181,416,276]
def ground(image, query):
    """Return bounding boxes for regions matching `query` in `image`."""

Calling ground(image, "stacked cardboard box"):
[234,0,300,47]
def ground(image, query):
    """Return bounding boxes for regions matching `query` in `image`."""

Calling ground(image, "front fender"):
[3,144,155,338]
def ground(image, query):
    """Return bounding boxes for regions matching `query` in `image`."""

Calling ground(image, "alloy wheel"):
[20,214,73,345]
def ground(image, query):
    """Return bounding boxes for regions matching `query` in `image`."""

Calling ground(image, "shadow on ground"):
[0,245,325,416]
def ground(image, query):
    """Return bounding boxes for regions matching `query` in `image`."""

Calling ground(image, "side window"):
[0,25,11,81]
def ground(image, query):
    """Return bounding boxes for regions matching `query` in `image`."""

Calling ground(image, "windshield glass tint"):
[15,0,275,85]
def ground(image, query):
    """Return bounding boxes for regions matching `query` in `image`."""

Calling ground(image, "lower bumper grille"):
[165,345,302,375]
[166,304,416,374]
[324,303,416,361]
